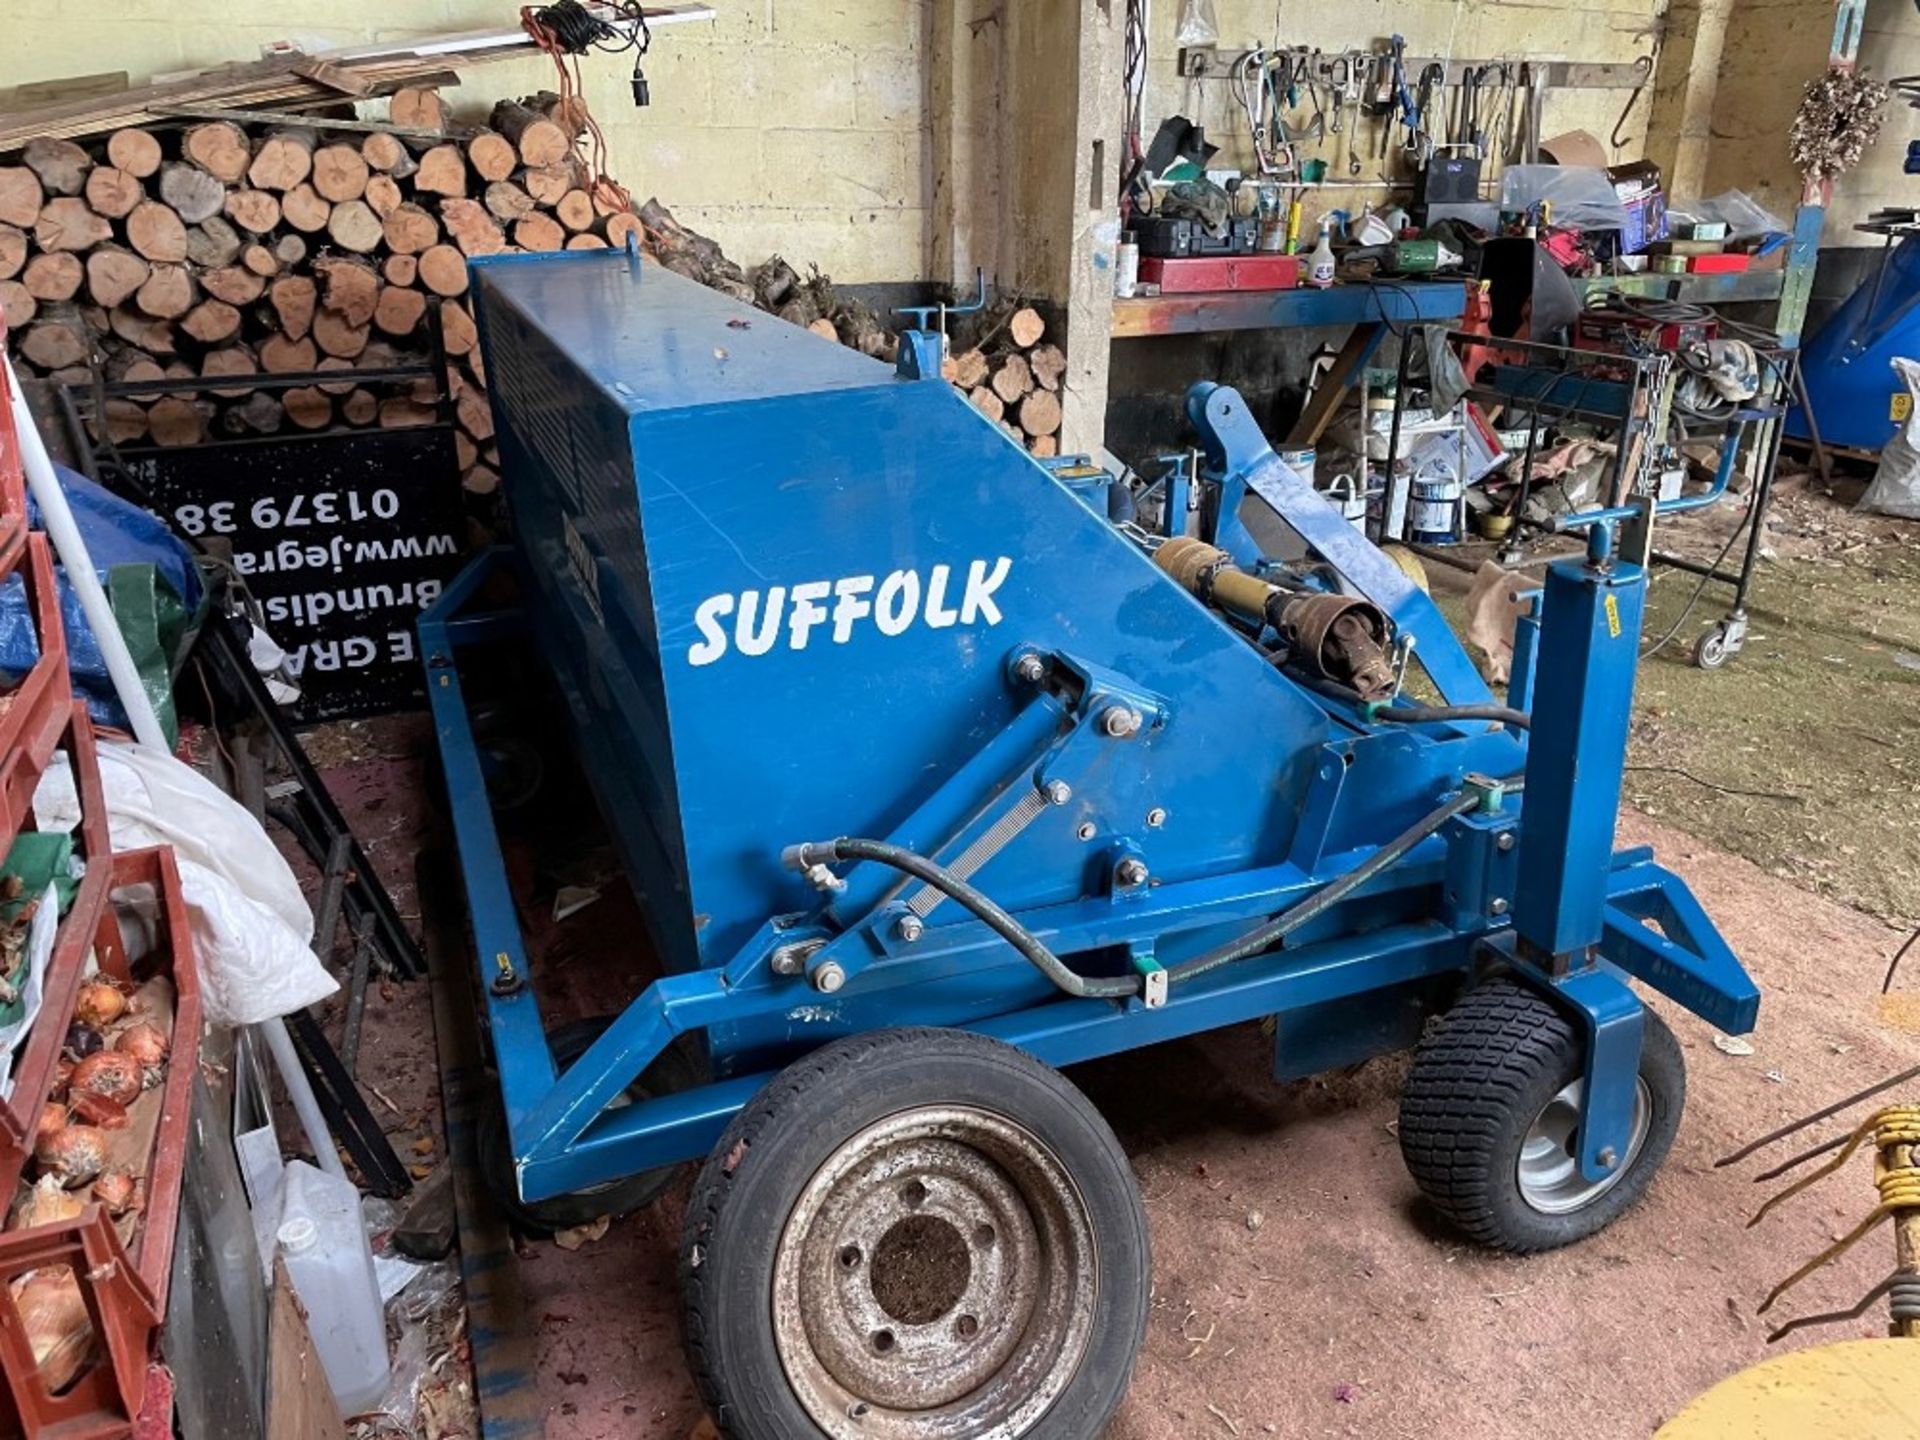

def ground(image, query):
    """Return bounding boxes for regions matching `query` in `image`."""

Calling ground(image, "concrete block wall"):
[1,0,935,283]
[1697,0,1920,243]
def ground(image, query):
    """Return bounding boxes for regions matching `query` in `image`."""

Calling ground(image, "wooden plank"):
[146,104,454,142]
[1285,323,1382,448]
[266,1257,346,1440]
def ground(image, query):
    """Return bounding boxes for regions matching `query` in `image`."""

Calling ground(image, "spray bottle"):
[1309,216,1337,289]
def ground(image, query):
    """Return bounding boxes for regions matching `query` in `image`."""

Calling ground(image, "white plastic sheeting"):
[35,742,335,1026]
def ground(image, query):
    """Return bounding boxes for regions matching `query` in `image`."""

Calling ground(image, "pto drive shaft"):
[1156,538,1396,699]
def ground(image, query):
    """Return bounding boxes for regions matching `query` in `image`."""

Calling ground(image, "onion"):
[69,1092,127,1131]
[114,1022,169,1085]
[73,981,126,1029]
[10,1175,85,1231]
[34,1125,107,1187]
[35,1102,67,1142]
[91,1172,136,1215]
[49,1058,73,1102]
[69,1052,140,1108]
[15,1267,93,1389]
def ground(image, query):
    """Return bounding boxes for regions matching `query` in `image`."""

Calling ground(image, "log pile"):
[946,303,1066,459]
[2,86,1070,491]
[0,90,641,494]
[664,218,1069,461]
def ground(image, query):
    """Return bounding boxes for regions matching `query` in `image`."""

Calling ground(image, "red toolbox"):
[1687,252,1751,275]
[1138,254,1301,294]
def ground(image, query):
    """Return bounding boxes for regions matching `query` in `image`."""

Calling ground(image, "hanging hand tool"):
[1610,53,1655,151]
[1412,61,1446,164]
[1526,61,1547,164]
[1338,52,1366,174]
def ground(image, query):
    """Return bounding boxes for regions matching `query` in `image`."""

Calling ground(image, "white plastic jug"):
[276,1160,391,1416]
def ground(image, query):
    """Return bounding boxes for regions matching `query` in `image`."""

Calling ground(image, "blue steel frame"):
[422,318,1759,1206]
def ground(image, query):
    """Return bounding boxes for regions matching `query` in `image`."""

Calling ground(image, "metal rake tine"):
[1752,1129,1854,1184]
[1757,1209,1891,1314]
[1765,1273,1897,1344]
[1747,1114,1879,1228]
[1717,1063,1920,1167]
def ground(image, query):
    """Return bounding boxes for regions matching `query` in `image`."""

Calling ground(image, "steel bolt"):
[814,962,847,994]
[1044,779,1073,806]
[1598,1145,1618,1170]
[1101,705,1143,739]
[1013,653,1046,683]
[1489,897,1509,916]
[1496,832,1516,853]
[1146,807,1168,828]
[1116,858,1149,887]
[895,914,925,943]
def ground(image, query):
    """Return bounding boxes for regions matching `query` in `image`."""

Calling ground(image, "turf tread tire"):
[1398,979,1684,1253]
[680,1027,1150,1440]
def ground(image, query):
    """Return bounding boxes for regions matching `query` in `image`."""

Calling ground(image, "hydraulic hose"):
[1372,701,1531,730]
[1164,777,1520,983]
[807,838,1139,1000]
[798,772,1523,1001]
[1300,672,1531,731]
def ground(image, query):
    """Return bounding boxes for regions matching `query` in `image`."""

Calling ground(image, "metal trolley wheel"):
[681,1028,1150,1440]
[1692,626,1732,671]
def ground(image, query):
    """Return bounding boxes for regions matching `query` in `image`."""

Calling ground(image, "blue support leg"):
[1509,529,1651,1180]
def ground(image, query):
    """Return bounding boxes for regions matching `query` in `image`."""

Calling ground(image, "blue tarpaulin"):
[0,464,201,736]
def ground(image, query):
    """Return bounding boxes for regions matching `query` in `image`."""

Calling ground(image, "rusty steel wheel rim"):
[771,1106,1098,1438]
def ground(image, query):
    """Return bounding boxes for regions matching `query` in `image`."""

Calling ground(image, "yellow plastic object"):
[1380,544,1430,594]
[1657,1340,1920,1439]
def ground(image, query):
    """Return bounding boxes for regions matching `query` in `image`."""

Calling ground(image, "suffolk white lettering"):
[686,557,1012,667]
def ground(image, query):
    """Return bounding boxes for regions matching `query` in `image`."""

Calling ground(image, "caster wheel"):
[1692,627,1732,671]
[1398,979,1685,1253]
[476,1017,702,1235]
[680,1028,1150,1440]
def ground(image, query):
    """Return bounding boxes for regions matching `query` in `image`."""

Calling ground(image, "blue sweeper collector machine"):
[421,244,1760,1440]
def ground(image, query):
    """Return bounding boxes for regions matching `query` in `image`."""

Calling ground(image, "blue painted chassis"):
[421,341,1759,1206]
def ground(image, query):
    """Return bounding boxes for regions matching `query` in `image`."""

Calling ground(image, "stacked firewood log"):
[0,86,1070,488]
[948,305,1067,459]
[0,88,642,494]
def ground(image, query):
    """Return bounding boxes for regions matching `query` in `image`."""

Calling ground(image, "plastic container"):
[277,1160,390,1416]
[1410,476,1462,544]
[1308,220,1336,289]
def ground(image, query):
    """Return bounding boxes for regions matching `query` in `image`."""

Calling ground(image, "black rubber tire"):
[476,1017,701,1236]
[1398,978,1685,1253]
[680,1028,1151,1440]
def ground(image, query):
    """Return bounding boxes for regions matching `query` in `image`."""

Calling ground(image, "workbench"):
[1108,280,1469,451]
[1109,279,1467,339]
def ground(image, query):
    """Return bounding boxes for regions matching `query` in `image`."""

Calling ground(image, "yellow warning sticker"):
[1894,394,1913,423]
[1604,593,1622,639]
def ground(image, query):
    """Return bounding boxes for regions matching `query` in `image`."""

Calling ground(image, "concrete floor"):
[314,482,1920,1440]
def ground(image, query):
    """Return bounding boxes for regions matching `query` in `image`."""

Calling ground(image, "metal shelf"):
[1575,269,1787,307]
